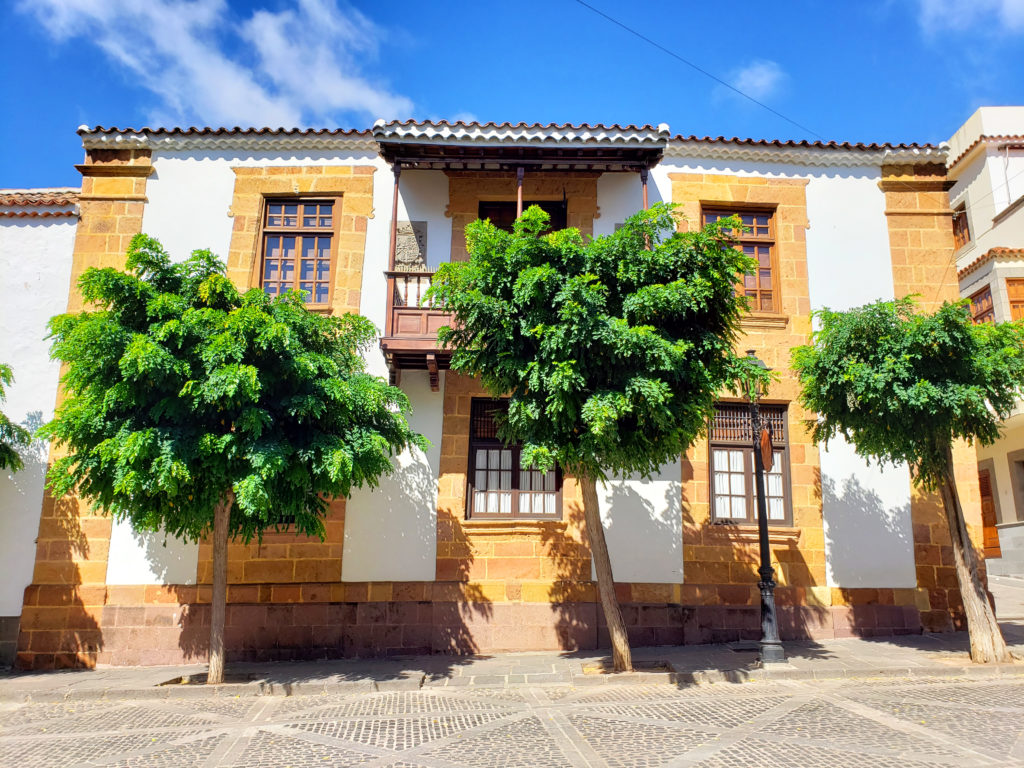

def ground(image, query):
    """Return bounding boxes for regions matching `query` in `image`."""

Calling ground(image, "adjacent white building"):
[951,107,1024,573]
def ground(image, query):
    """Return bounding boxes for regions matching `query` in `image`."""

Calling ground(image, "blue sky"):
[3,0,1024,189]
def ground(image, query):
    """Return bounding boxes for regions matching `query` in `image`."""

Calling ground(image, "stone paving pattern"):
[2,676,1024,767]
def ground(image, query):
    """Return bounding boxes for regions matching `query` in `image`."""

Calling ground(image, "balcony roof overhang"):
[373,119,669,171]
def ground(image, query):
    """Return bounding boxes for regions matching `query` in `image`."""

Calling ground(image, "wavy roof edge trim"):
[76,124,948,165]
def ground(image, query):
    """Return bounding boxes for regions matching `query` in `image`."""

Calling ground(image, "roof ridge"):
[79,125,372,137]
[671,135,944,151]
[374,119,668,132]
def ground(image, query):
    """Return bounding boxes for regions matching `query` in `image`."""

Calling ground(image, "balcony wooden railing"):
[381,270,452,388]
[384,270,452,338]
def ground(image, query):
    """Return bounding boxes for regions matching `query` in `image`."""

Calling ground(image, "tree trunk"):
[207,494,231,684]
[938,444,1010,663]
[579,473,633,672]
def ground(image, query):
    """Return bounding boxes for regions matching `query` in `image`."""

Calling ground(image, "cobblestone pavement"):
[1,676,1023,767]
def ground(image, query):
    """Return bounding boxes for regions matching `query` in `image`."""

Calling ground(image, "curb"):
[3,663,1023,702]
[0,674,427,703]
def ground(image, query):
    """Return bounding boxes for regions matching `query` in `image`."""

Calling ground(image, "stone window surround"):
[708,402,794,526]
[466,397,562,521]
[701,204,780,314]
[256,196,342,310]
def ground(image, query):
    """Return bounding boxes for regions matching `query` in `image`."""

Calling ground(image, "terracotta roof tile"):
[377,119,668,133]
[80,123,941,152]
[79,125,371,138]
[958,247,1024,280]
[0,188,79,207]
[672,135,942,151]
[948,134,1024,171]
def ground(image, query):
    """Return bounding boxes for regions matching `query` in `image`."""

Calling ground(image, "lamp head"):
[745,349,769,370]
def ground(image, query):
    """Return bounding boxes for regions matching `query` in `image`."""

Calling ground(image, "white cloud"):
[916,0,1024,33]
[729,60,786,102]
[18,0,413,128]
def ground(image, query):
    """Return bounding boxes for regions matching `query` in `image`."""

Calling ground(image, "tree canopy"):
[791,296,1024,663]
[428,202,769,671]
[428,203,766,480]
[0,363,30,472]
[791,296,1024,489]
[41,233,427,543]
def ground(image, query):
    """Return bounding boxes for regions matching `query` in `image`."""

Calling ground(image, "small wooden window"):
[259,199,336,307]
[467,399,561,520]
[703,208,778,313]
[952,203,971,250]
[1008,279,1024,322]
[970,285,995,324]
[709,403,791,525]
[478,200,567,233]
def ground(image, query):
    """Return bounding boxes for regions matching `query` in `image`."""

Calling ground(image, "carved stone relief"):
[394,220,428,271]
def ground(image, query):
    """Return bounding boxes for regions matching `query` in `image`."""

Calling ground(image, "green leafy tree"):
[792,297,1024,663]
[42,234,426,683]
[428,203,767,671]
[0,364,31,471]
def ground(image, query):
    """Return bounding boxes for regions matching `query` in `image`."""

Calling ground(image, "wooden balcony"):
[380,270,451,389]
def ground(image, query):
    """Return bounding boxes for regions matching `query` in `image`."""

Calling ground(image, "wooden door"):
[1007,278,1024,322]
[979,469,1001,558]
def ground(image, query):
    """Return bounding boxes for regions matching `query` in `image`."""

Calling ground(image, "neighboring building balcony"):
[380,269,452,386]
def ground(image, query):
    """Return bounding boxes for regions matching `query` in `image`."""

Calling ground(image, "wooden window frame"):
[702,204,780,314]
[969,284,995,324]
[466,398,563,521]
[256,195,342,312]
[708,402,793,526]
[1007,278,1024,322]
[478,200,568,233]
[952,202,971,251]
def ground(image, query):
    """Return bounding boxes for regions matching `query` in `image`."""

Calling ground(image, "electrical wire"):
[571,0,823,139]
[573,0,1024,312]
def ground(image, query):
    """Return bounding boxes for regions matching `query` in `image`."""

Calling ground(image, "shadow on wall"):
[435,513,493,657]
[8,414,101,668]
[16,487,104,669]
[166,445,488,673]
[538,473,685,651]
[707,522,831,650]
[603,474,683,583]
[341,437,439,585]
[821,473,943,633]
[822,474,913,587]
[543,495,599,650]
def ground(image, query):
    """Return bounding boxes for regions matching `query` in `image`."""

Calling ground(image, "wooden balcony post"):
[516,166,524,218]
[387,161,402,270]
[640,166,652,250]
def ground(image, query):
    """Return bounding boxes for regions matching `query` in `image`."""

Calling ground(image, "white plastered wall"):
[598,461,684,583]
[649,157,916,588]
[108,149,390,584]
[804,169,916,588]
[342,370,442,581]
[594,172,647,236]
[593,169,681,583]
[0,218,76,615]
[358,167,451,380]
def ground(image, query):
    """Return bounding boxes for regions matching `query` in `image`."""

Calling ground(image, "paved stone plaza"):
[1,675,1023,767]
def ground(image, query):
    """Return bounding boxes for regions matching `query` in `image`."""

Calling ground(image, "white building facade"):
[0,122,989,669]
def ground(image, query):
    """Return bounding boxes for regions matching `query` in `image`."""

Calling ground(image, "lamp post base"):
[758,575,787,664]
[758,640,787,664]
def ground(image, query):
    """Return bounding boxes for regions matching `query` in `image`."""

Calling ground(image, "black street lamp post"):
[745,350,786,664]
